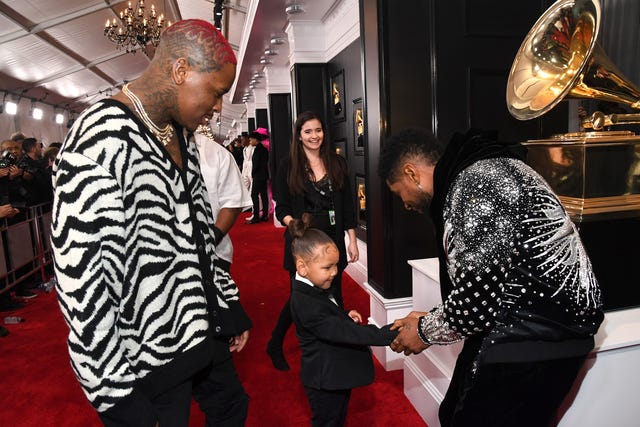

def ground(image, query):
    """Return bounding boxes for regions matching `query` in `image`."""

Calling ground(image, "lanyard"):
[306,166,336,226]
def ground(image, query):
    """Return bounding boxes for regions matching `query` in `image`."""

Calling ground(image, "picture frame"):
[353,97,364,155]
[355,174,366,232]
[333,138,346,157]
[330,70,346,122]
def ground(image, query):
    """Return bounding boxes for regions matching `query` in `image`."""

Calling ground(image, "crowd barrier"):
[0,202,53,295]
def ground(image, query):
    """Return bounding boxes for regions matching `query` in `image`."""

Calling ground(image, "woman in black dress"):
[267,111,359,371]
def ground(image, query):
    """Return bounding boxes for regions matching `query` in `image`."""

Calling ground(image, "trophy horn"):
[506,0,640,121]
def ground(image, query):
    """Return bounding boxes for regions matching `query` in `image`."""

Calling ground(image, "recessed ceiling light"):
[264,48,278,56]
[285,4,305,15]
[259,57,272,65]
[270,36,287,45]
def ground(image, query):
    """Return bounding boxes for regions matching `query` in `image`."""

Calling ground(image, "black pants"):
[304,386,351,427]
[439,338,587,427]
[250,178,268,219]
[192,354,249,427]
[100,380,193,427]
[99,354,248,427]
[270,271,344,346]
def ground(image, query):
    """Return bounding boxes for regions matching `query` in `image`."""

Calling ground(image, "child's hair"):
[290,212,336,262]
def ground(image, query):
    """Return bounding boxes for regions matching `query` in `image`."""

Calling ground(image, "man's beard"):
[415,187,432,213]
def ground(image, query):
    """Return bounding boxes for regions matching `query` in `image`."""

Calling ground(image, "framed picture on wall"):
[355,174,366,231]
[353,97,364,155]
[330,70,346,122]
[334,138,346,157]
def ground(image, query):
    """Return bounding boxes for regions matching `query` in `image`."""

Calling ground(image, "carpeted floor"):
[0,212,427,426]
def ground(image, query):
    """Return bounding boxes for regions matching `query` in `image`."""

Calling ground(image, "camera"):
[0,150,17,169]
[17,159,40,176]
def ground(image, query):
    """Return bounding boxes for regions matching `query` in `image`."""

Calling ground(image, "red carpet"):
[0,213,426,426]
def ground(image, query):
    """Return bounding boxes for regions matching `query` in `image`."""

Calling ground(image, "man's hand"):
[404,310,428,320]
[229,330,249,352]
[0,204,19,219]
[389,315,429,355]
[8,165,22,179]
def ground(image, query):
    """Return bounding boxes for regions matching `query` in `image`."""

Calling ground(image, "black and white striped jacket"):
[51,99,243,412]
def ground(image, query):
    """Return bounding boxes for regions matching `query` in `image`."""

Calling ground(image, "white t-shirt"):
[196,134,252,263]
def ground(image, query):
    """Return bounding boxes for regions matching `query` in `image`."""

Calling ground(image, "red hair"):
[164,19,237,66]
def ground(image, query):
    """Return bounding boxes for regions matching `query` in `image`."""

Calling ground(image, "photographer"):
[20,138,53,205]
[0,139,31,208]
[0,139,36,302]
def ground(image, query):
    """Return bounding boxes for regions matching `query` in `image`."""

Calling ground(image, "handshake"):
[389,311,430,355]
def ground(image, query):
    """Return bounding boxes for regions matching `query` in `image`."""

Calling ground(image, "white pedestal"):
[405,257,640,427]
[555,308,640,426]
[404,258,462,427]
[343,237,413,371]
[365,283,413,371]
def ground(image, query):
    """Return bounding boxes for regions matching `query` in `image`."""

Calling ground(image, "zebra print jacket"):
[51,99,247,413]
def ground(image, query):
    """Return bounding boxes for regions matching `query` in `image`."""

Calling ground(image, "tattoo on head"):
[158,19,237,72]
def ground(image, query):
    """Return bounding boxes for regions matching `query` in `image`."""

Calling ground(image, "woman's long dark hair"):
[288,110,346,195]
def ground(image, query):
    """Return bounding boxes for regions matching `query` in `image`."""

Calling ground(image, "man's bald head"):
[154,19,236,73]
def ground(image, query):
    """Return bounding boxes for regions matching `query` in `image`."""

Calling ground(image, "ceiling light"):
[264,48,278,56]
[259,57,272,65]
[5,101,17,115]
[31,105,43,120]
[270,36,287,45]
[285,4,305,15]
[55,113,65,124]
[104,1,170,53]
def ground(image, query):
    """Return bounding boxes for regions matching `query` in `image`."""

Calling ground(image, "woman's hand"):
[347,230,359,263]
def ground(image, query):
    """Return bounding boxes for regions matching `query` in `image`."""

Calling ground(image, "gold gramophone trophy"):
[507,0,640,310]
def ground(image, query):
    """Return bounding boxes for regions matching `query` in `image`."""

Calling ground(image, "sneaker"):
[15,289,38,299]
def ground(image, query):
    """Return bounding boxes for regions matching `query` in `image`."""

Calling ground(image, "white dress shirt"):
[196,133,252,263]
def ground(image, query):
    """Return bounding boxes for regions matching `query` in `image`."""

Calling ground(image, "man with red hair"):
[52,20,250,426]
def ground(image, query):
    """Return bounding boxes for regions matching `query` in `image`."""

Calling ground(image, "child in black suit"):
[288,213,397,427]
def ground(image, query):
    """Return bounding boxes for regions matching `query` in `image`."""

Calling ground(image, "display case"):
[524,131,640,311]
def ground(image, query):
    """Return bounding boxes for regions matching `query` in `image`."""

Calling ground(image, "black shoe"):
[260,215,269,222]
[246,218,261,224]
[0,325,8,337]
[266,340,290,371]
[15,289,38,299]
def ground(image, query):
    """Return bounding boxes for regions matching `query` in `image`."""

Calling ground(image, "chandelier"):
[104,0,170,53]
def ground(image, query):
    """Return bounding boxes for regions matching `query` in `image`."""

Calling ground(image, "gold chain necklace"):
[197,122,215,140]
[122,83,174,146]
